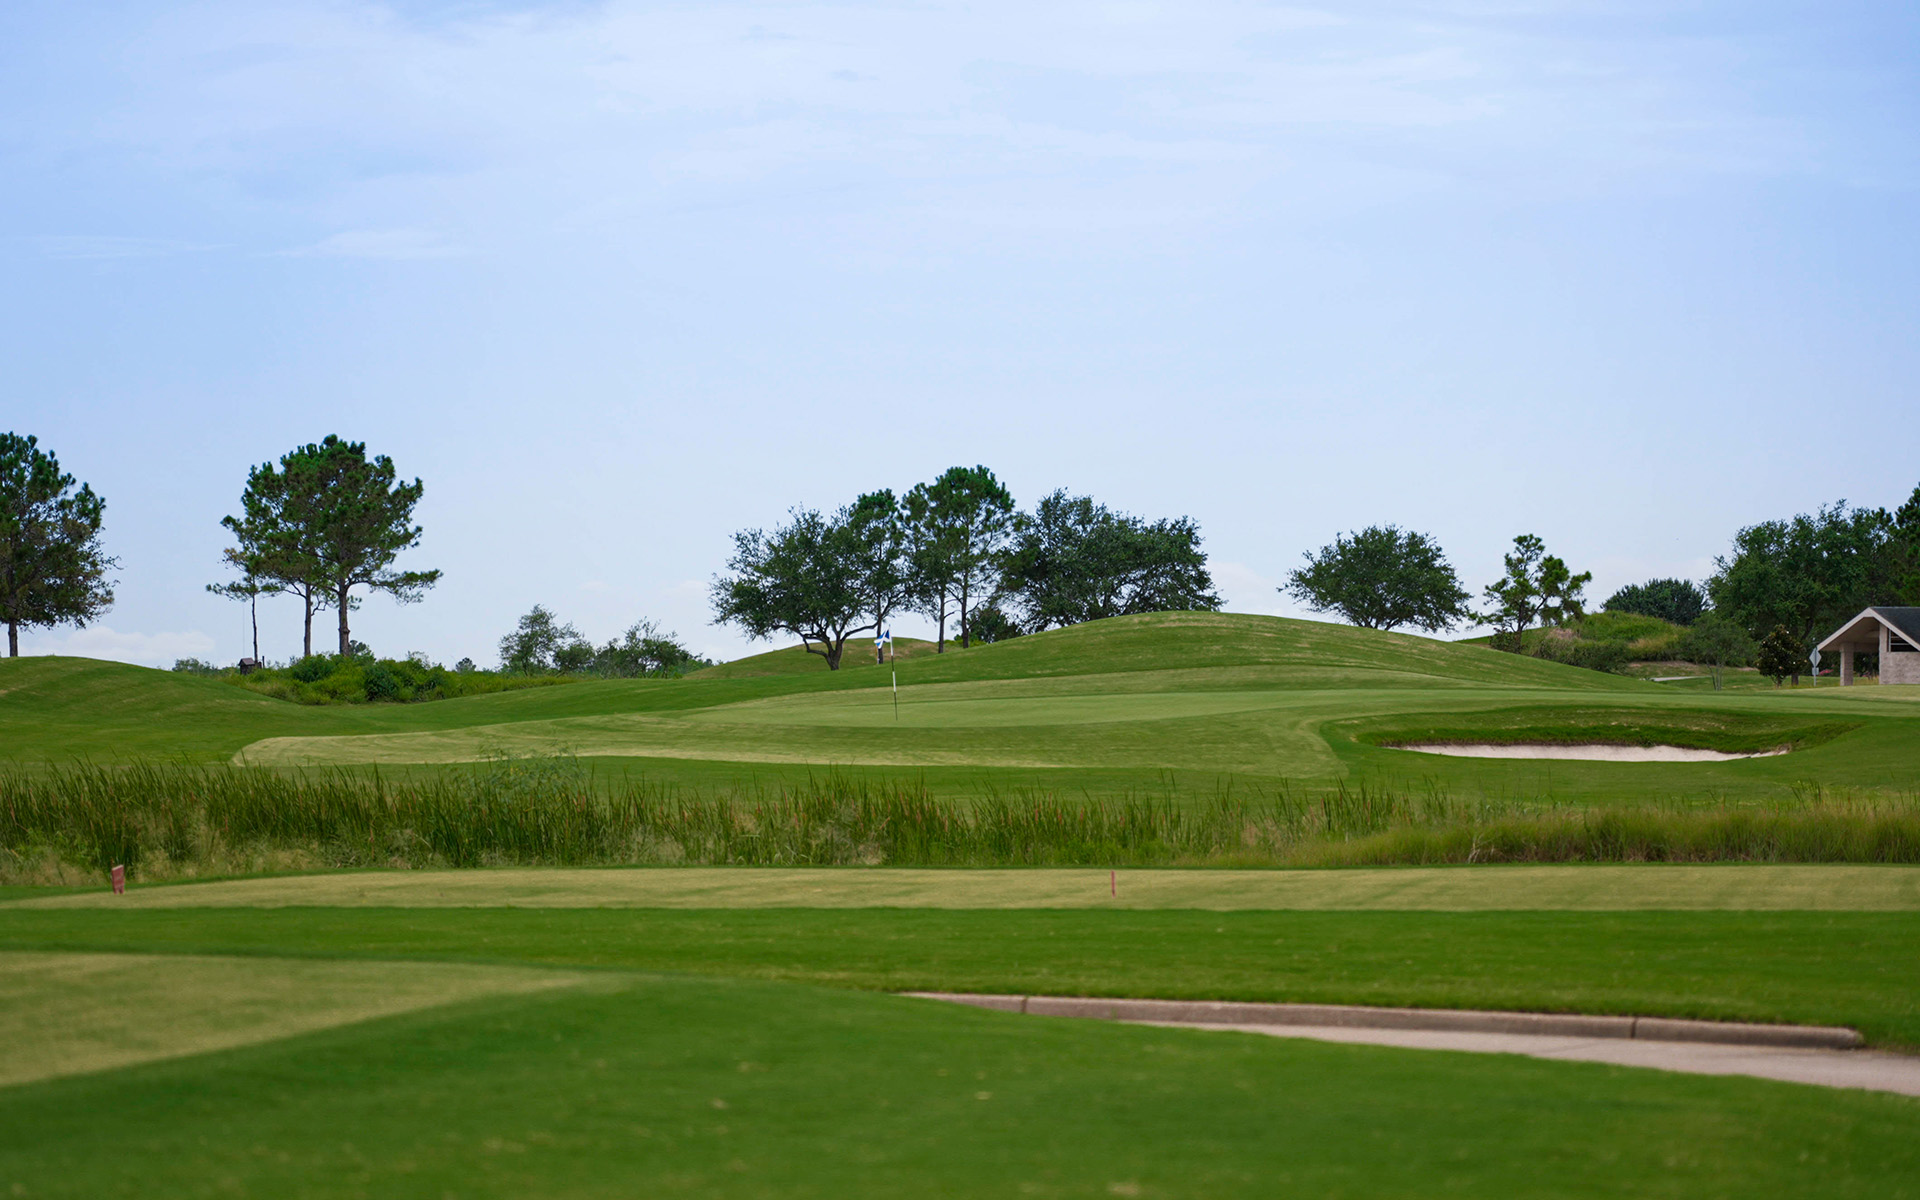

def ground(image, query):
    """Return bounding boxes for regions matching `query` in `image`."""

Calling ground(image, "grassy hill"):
[3,611,1916,801]
[689,635,945,678]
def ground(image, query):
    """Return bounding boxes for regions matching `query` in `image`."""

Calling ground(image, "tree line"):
[6,424,1915,684]
[711,466,1220,669]
[1286,479,1920,682]
[496,606,707,677]
[1283,525,1593,648]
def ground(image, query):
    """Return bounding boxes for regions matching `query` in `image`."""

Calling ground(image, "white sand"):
[1393,742,1788,762]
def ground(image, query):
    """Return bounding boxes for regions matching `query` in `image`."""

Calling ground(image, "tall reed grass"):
[3,758,1917,882]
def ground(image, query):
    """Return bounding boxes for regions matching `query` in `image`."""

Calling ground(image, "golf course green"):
[4,612,1918,1196]
[4,612,1916,801]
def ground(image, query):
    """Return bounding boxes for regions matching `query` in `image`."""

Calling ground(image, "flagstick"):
[891,634,899,722]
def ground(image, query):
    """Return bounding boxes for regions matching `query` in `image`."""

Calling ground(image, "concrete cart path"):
[1139,1022,1920,1097]
[910,993,1920,1097]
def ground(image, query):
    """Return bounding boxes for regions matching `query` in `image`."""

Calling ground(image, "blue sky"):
[5,0,1917,666]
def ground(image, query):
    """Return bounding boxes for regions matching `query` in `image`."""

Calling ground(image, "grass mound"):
[688,636,943,679]
[827,612,1642,690]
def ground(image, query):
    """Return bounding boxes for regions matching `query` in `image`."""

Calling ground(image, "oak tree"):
[1285,525,1470,633]
[711,507,876,670]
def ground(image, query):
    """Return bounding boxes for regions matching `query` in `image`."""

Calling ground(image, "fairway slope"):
[775,612,1648,691]
[10,614,1920,805]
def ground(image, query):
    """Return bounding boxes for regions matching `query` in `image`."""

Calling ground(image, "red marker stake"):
[1110,869,1116,898]
[111,865,125,895]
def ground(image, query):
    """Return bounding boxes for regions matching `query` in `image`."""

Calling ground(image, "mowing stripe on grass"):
[0,951,590,1087]
[10,863,1920,911]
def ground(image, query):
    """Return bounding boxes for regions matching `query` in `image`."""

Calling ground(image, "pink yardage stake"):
[111,865,125,895]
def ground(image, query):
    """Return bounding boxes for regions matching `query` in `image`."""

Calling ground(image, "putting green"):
[0,951,589,1086]
[14,864,1919,911]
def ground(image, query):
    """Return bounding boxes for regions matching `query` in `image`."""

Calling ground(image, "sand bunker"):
[1393,743,1788,762]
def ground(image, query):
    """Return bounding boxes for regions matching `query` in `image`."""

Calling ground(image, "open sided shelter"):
[1817,607,1920,685]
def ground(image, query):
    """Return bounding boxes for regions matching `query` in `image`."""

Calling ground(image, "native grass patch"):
[6,756,1920,884]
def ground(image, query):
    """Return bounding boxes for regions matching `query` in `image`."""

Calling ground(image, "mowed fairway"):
[4,865,1920,1198]
[15,863,1920,911]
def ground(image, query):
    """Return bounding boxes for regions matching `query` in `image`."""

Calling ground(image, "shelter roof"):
[1817,607,1920,652]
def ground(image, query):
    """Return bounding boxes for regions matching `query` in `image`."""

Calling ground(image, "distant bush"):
[1604,578,1706,626]
[1486,612,1684,668]
[498,606,709,678]
[1676,613,1758,689]
[362,661,403,701]
[1758,625,1808,686]
[1575,611,1683,662]
[1573,611,1680,644]
[966,604,1023,644]
[1677,615,1756,667]
[1531,634,1631,674]
[288,654,335,683]
[202,653,578,706]
[169,658,223,676]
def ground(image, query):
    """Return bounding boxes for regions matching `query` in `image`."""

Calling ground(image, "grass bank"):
[6,761,1920,883]
[6,965,1914,1199]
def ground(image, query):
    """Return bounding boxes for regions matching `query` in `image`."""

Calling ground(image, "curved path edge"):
[904,993,1863,1049]
[904,993,1920,1097]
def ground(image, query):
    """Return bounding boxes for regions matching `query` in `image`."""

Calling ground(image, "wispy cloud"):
[31,236,218,260]
[275,228,467,260]
[55,0,1874,259]
[18,627,216,668]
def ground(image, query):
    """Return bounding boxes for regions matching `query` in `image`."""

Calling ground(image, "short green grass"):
[6,902,1919,1045]
[6,966,1915,1199]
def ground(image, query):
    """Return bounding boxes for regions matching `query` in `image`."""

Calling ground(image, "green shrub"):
[1603,578,1705,625]
[1574,611,1682,644]
[967,604,1024,644]
[362,662,405,701]
[289,655,336,683]
[1626,632,1682,660]
[1677,615,1756,667]
[1758,625,1808,685]
[1549,639,1630,673]
[1528,630,1630,673]
[314,667,368,703]
[211,655,584,706]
